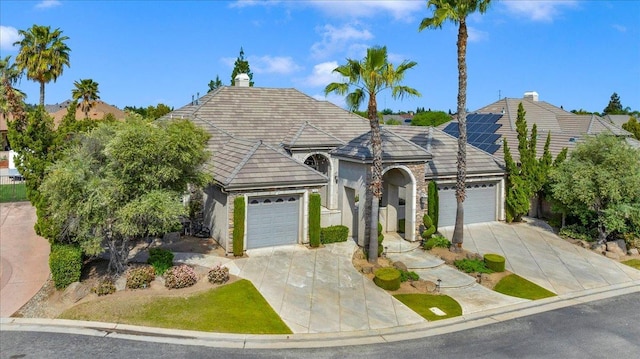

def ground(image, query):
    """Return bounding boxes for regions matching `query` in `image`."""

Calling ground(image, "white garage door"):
[247,195,300,249]
[438,182,497,227]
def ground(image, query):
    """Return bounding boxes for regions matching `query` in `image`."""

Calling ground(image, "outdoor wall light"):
[420,193,428,209]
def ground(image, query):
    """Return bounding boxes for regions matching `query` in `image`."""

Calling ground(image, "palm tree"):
[419,0,491,251]
[72,79,100,118]
[0,56,26,115]
[14,24,71,107]
[325,46,420,263]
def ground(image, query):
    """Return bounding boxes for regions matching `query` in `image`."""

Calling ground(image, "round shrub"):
[147,248,174,275]
[208,265,230,284]
[373,267,401,291]
[165,265,198,289]
[49,244,83,289]
[484,253,506,272]
[126,265,156,289]
[93,278,116,296]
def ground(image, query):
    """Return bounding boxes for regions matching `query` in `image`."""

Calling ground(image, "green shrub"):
[320,225,349,244]
[207,264,230,284]
[484,253,506,272]
[399,270,420,282]
[373,267,401,291]
[378,222,384,256]
[421,214,436,240]
[559,224,596,242]
[49,244,83,289]
[147,248,174,275]
[165,265,198,289]
[423,235,451,250]
[309,193,321,248]
[398,219,405,233]
[454,258,493,274]
[428,180,439,231]
[92,278,116,296]
[233,196,245,256]
[126,265,156,289]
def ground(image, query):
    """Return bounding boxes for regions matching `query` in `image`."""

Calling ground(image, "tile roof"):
[282,121,346,149]
[330,128,432,163]
[388,126,505,177]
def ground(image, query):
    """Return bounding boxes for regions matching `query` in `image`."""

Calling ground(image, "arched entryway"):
[381,166,417,241]
[304,153,331,206]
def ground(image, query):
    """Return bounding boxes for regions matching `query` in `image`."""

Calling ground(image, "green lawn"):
[494,274,556,300]
[0,182,28,203]
[59,279,292,334]
[393,294,462,321]
[622,259,640,270]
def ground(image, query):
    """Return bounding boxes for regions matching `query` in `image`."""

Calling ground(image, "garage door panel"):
[438,183,497,227]
[247,196,300,249]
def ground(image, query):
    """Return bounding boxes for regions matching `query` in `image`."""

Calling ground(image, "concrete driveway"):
[439,220,640,295]
[0,202,50,317]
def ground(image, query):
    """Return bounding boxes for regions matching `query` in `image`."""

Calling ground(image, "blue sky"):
[1,0,639,114]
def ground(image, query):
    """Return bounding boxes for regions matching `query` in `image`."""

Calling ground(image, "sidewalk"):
[0,202,50,317]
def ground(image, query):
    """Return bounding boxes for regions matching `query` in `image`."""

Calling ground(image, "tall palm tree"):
[14,24,71,107]
[71,79,100,118]
[0,56,26,115]
[419,0,491,251]
[325,46,420,263]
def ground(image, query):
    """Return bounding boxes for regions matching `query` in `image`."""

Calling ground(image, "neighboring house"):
[162,75,506,254]
[441,91,639,161]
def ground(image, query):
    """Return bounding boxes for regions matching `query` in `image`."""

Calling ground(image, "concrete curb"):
[2,280,638,349]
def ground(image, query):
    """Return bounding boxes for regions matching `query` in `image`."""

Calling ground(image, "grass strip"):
[394,294,462,321]
[494,274,556,300]
[59,279,292,334]
[622,259,640,270]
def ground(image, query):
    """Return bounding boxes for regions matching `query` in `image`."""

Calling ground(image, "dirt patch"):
[12,237,230,319]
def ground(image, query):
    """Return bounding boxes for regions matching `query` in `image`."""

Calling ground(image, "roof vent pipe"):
[234,73,250,87]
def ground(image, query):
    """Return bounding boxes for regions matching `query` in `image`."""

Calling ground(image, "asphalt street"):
[2,292,638,359]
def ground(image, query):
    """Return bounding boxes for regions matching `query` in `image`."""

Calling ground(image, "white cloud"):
[35,0,62,9]
[309,0,423,21]
[311,23,373,59]
[301,61,342,87]
[229,0,281,9]
[252,56,302,74]
[501,0,578,22]
[0,26,21,51]
[468,26,488,42]
[612,24,627,33]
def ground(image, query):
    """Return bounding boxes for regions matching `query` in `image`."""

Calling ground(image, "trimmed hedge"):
[147,248,174,275]
[309,193,321,248]
[49,244,83,289]
[320,225,349,244]
[378,222,384,256]
[233,196,245,256]
[484,253,506,272]
[373,267,401,291]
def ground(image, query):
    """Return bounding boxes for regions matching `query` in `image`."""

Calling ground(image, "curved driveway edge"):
[1,281,638,349]
[0,202,50,317]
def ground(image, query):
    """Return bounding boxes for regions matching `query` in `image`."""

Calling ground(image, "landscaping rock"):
[361,264,374,274]
[115,276,127,291]
[466,252,482,261]
[393,261,408,272]
[62,282,91,304]
[605,251,620,260]
[628,248,639,256]
[591,243,606,254]
[411,279,436,293]
[607,240,626,255]
[579,240,591,249]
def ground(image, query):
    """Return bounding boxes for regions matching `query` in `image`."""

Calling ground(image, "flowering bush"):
[126,265,156,289]
[164,265,198,289]
[93,278,116,296]
[208,265,230,284]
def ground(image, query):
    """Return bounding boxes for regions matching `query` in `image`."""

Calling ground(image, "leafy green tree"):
[550,134,640,244]
[208,75,223,92]
[0,56,26,116]
[602,92,625,115]
[230,47,254,86]
[420,0,492,250]
[384,118,402,125]
[14,25,71,106]
[381,108,393,115]
[622,116,640,140]
[71,79,100,118]
[325,46,420,262]
[123,103,172,120]
[503,138,530,222]
[39,118,211,274]
[410,110,450,127]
